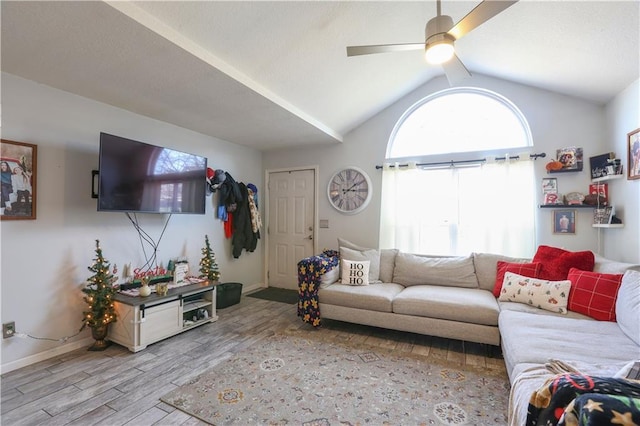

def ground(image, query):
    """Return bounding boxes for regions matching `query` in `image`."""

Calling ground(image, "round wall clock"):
[327,166,372,214]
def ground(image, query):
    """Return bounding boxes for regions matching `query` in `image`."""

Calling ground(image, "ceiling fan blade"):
[346,43,424,57]
[448,0,518,40]
[442,53,471,86]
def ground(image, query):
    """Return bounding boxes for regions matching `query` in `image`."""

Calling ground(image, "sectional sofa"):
[297,240,640,425]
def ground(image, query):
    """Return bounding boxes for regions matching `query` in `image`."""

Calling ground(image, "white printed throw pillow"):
[498,271,571,314]
[341,260,370,286]
[340,246,381,283]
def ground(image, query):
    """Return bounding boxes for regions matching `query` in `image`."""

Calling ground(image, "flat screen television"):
[98,132,207,214]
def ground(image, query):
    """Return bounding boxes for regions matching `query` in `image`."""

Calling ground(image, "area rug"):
[161,334,510,425]
[246,287,299,304]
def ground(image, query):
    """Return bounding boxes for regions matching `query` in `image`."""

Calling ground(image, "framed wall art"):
[628,128,640,180]
[593,206,614,225]
[542,178,557,194]
[553,210,576,235]
[1,139,37,220]
[556,147,583,171]
[589,152,615,179]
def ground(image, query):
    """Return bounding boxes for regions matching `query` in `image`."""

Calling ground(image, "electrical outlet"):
[3,322,16,338]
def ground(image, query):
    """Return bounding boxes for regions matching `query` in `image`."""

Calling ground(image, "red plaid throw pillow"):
[567,267,623,321]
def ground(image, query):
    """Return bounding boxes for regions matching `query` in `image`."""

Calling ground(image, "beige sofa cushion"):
[392,252,478,288]
[473,252,531,292]
[593,255,640,274]
[392,285,499,326]
[337,238,398,283]
[379,249,399,283]
[499,309,640,377]
[338,237,368,251]
[319,283,405,313]
[616,269,640,345]
[499,301,592,319]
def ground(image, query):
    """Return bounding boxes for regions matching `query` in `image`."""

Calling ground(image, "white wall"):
[0,73,264,372]
[604,79,640,263]
[264,73,622,256]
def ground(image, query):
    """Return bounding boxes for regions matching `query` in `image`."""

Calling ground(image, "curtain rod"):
[375,152,546,170]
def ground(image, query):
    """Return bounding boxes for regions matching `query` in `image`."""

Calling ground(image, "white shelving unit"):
[591,173,624,183]
[591,173,624,228]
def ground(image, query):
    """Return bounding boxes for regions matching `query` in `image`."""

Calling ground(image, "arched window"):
[380,88,536,258]
[388,87,532,159]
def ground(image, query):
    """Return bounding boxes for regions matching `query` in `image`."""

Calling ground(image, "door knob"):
[307,235,313,240]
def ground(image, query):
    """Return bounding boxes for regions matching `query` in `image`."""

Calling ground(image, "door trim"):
[264,165,319,289]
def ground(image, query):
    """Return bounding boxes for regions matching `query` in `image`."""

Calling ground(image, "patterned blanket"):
[297,249,339,327]
[526,373,640,425]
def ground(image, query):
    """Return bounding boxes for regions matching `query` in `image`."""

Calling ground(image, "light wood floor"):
[1,295,505,425]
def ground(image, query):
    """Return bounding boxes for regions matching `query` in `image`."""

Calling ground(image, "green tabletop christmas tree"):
[199,235,221,282]
[81,240,118,335]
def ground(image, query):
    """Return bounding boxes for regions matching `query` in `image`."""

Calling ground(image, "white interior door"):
[267,169,316,289]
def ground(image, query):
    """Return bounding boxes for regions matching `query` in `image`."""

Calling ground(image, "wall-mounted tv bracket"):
[91,170,99,199]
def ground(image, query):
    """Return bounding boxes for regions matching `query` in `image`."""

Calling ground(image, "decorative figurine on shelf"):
[156,282,169,296]
[138,276,152,297]
[81,240,118,351]
[199,235,221,283]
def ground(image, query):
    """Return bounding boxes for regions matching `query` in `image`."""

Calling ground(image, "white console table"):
[108,281,218,352]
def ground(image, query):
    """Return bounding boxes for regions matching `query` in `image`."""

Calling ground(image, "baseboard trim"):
[0,336,93,374]
[242,282,266,294]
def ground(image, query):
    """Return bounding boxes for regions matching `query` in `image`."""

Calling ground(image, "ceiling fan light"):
[425,37,455,64]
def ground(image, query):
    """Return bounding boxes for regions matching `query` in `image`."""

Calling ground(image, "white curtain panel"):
[379,159,536,258]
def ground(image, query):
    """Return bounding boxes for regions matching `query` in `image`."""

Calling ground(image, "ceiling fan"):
[346,0,518,85]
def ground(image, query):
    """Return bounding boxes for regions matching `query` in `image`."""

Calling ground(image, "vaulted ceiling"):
[2,1,638,151]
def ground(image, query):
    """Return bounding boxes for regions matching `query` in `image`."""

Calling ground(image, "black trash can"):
[216,282,243,309]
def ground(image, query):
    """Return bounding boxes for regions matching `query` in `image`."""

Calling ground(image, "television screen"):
[98,133,207,214]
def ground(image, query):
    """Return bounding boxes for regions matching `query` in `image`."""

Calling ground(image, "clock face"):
[327,167,372,214]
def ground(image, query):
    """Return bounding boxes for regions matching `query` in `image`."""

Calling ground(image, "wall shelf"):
[539,204,595,209]
[592,174,624,183]
[541,167,624,228]
[548,168,582,174]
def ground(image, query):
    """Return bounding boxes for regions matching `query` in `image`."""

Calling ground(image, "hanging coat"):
[232,183,258,258]
[247,187,262,234]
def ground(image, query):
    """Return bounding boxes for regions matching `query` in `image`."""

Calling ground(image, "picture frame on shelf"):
[553,210,576,234]
[589,152,615,179]
[556,147,583,171]
[173,261,189,284]
[0,139,37,220]
[587,183,608,206]
[628,128,640,180]
[593,206,614,225]
[542,178,557,194]
[543,192,562,205]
